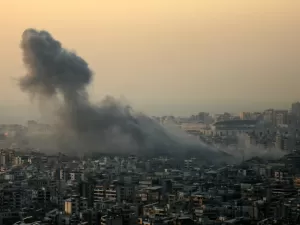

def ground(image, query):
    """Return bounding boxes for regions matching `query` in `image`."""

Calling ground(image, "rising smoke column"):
[19,28,224,159]
[20,28,147,153]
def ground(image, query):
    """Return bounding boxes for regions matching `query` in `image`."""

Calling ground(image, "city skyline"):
[0,100,298,125]
[1,2,300,224]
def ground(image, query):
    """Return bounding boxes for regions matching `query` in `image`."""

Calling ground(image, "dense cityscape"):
[0,102,299,225]
[1,2,299,224]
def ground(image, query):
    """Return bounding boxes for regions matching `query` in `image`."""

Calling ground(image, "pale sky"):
[0,0,300,121]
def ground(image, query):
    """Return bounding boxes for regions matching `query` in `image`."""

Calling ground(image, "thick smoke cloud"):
[19,28,226,160]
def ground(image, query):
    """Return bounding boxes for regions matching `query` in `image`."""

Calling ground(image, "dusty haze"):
[0,1,300,120]
[19,28,228,160]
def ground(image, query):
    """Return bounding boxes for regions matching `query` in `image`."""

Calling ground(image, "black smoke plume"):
[19,28,225,159]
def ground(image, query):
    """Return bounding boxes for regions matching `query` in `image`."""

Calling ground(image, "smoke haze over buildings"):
[19,28,224,159]
[226,134,286,161]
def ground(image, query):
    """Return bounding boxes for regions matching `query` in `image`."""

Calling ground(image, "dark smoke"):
[19,28,226,160]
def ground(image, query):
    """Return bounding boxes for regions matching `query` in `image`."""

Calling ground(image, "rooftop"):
[213,120,258,127]
[146,186,162,191]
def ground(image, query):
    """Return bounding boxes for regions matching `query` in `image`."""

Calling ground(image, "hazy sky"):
[1,0,300,121]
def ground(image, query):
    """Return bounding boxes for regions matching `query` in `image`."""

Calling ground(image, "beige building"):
[240,112,251,120]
